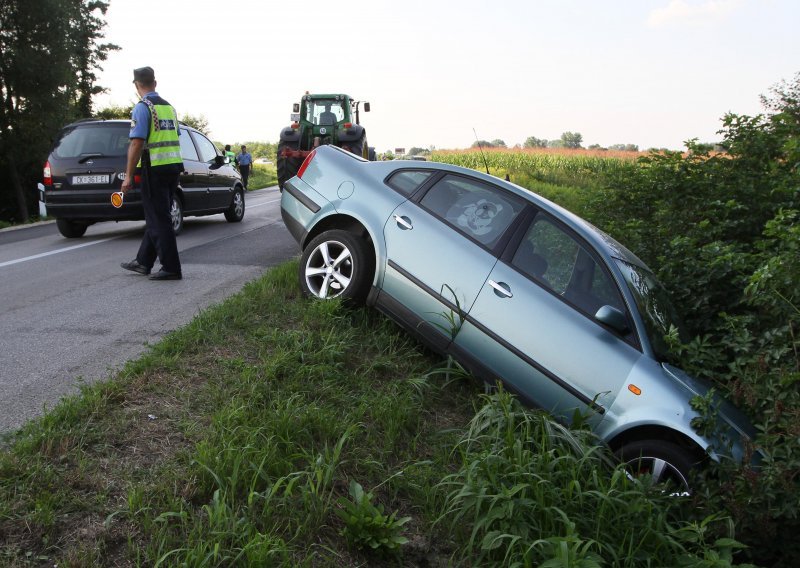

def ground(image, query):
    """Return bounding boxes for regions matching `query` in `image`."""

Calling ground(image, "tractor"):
[277,93,375,190]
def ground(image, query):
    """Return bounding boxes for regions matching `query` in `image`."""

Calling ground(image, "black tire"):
[616,439,701,492]
[56,218,87,238]
[170,194,184,235]
[368,146,377,161]
[299,229,373,304]
[346,135,369,160]
[277,140,301,191]
[224,187,245,222]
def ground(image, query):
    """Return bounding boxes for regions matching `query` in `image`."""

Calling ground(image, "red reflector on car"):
[297,149,316,179]
[43,161,52,186]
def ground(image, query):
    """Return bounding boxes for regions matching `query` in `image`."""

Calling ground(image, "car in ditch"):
[40,119,245,238]
[280,145,757,488]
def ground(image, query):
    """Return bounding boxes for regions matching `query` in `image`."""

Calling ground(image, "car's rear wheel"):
[299,229,372,304]
[277,141,301,191]
[616,439,700,492]
[225,187,245,222]
[170,195,184,235]
[56,218,88,238]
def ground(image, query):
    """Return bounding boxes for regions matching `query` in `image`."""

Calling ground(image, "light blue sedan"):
[280,145,756,488]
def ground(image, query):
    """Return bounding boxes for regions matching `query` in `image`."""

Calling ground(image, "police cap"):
[132,66,155,84]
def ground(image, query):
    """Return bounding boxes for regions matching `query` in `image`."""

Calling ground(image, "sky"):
[93,0,799,153]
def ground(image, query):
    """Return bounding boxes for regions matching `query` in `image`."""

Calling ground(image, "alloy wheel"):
[304,240,353,299]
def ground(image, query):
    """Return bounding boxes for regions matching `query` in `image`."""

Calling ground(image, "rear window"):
[52,123,130,159]
[386,170,433,197]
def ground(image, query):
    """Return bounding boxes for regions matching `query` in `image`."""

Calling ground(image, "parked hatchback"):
[41,119,245,238]
[280,146,757,489]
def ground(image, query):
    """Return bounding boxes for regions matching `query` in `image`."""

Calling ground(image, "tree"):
[0,0,117,222]
[471,140,495,148]
[523,136,547,148]
[95,103,134,120]
[560,131,583,149]
[181,113,211,136]
[490,139,506,148]
[407,146,427,156]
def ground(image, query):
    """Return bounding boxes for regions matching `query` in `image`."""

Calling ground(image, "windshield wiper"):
[78,153,105,163]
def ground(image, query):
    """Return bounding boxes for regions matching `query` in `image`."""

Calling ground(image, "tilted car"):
[40,119,245,238]
[280,145,756,488]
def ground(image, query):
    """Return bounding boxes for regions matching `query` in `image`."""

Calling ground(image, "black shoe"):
[149,268,182,280]
[121,260,151,275]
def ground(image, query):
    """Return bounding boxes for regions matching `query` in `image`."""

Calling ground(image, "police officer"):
[120,66,184,280]
[224,144,236,167]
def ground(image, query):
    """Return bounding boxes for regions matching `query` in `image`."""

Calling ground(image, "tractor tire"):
[277,140,301,191]
[346,135,369,160]
[368,146,377,161]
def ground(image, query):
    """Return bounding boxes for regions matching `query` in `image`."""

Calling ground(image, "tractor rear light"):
[291,122,299,129]
[297,149,316,179]
[343,122,352,128]
[43,161,52,186]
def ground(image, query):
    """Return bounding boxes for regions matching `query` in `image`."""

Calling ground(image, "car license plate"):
[72,174,109,185]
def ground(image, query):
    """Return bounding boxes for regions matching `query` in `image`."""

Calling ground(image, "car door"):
[191,131,231,209]
[380,173,526,352]
[177,127,207,212]
[453,211,642,425]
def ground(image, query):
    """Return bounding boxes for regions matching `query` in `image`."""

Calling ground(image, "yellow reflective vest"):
[139,96,182,170]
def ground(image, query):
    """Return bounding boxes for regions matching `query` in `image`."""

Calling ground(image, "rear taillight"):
[297,149,316,179]
[43,161,52,186]
[134,174,141,186]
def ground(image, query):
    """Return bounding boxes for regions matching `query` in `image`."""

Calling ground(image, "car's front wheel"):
[299,229,373,303]
[616,439,700,492]
[225,187,245,222]
[56,218,88,238]
[170,195,184,235]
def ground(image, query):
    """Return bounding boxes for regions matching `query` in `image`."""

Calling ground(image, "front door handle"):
[489,280,513,298]
[394,215,413,230]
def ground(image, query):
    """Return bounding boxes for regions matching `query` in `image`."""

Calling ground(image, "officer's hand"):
[121,178,132,194]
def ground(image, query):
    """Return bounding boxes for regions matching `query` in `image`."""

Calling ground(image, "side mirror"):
[364,102,371,112]
[213,155,225,166]
[594,305,630,335]
[293,103,300,113]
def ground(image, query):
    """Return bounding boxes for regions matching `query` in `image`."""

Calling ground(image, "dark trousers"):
[136,168,181,274]
[240,164,250,188]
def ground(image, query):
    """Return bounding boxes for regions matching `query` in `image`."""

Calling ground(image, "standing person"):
[237,144,253,189]
[224,144,236,166]
[119,66,184,281]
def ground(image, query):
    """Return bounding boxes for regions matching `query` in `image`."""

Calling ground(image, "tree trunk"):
[7,155,29,222]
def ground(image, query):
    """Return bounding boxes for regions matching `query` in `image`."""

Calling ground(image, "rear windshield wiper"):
[78,153,105,163]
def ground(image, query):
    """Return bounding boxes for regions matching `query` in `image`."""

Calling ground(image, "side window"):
[386,170,433,197]
[192,131,218,163]
[419,174,525,248]
[178,128,199,161]
[512,215,625,316]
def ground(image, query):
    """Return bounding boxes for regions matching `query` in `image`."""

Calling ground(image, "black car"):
[40,119,245,238]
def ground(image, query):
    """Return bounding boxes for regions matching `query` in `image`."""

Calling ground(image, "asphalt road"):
[0,186,299,434]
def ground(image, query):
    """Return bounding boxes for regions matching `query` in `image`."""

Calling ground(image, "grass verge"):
[0,261,752,567]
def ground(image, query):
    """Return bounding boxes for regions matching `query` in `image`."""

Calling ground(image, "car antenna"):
[473,128,490,175]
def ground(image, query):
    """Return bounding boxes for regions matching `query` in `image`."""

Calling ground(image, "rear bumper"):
[42,187,144,221]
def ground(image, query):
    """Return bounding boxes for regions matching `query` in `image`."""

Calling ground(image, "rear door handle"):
[489,280,513,298]
[394,215,413,230]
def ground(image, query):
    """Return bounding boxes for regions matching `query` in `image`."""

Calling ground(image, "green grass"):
[0,261,752,566]
[248,164,278,190]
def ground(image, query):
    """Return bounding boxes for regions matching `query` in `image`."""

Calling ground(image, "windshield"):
[52,123,130,159]
[305,99,345,126]
[614,259,687,361]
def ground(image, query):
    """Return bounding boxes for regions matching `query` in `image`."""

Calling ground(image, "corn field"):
[431,147,640,187]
